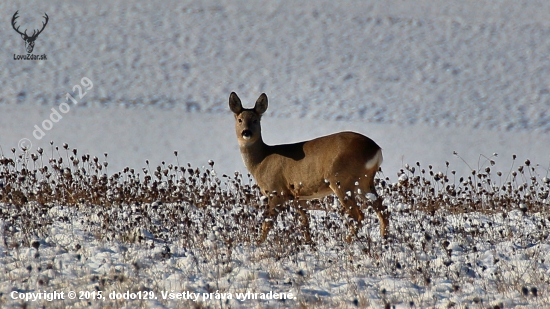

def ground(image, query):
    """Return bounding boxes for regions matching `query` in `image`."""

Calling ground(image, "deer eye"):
[238,119,243,123]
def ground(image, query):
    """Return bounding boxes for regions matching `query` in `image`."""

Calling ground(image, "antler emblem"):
[12,11,49,53]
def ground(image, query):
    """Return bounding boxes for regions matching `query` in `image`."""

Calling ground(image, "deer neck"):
[239,137,268,172]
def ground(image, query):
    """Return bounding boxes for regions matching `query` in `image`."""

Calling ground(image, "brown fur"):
[229,92,389,243]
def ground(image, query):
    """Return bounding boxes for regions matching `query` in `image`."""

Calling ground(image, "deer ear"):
[254,93,268,115]
[229,92,243,114]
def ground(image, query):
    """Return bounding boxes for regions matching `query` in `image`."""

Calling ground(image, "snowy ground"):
[1,199,549,308]
[1,0,550,176]
[1,0,550,308]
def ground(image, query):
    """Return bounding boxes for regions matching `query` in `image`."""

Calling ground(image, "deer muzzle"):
[241,130,252,139]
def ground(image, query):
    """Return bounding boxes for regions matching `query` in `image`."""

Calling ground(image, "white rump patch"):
[365,148,383,170]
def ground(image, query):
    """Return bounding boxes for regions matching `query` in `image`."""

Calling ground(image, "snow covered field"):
[1,0,550,308]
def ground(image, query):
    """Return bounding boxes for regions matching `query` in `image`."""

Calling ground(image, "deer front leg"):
[258,193,285,244]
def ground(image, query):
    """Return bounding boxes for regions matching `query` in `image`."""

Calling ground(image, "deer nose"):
[241,130,252,139]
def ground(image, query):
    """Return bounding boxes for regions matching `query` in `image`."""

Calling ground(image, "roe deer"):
[229,92,389,243]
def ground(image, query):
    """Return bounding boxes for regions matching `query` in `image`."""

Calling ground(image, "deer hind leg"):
[295,200,313,244]
[330,183,364,243]
[370,186,390,238]
[359,180,390,239]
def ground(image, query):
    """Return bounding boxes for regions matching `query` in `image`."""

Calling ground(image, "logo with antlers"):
[12,10,49,54]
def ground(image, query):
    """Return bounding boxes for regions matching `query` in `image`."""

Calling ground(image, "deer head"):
[12,11,49,53]
[229,92,268,148]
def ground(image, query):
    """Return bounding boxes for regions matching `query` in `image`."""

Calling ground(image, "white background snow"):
[0,0,549,308]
